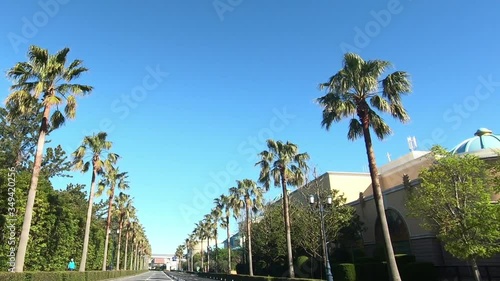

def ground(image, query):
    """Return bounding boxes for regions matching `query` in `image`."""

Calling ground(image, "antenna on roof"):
[407,136,417,151]
[387,152,392,162]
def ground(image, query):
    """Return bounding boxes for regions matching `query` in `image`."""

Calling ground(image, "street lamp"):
[309,193,334,281]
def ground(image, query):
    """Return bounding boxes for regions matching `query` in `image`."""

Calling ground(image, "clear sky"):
[1,1,499,255]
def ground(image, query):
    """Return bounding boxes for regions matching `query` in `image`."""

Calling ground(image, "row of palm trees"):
[72,132,151,271]
[178,140,308,277]
[5,45,151,272]
[178,53,412,281]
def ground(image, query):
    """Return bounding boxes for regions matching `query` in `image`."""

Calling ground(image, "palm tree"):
[6,45,92,272]
[316,52,411,281]
[123,207,136,270]
[210,206,222,272]
[203,214,215,272]
[186,233,196,271]
[175,244,186,270]
[114,192,133,270]
[72,132,119,271]
[256,139,309,278]
[98,168,129,271]
[230,179,264,276]
[194,221,206,271]
[214,195,231,273]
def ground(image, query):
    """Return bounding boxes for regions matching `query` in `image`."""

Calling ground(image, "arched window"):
[375,208,411,255]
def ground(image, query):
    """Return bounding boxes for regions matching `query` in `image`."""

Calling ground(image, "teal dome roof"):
[451,128,500,154]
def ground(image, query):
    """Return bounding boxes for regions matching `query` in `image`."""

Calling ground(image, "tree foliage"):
[406,147,500,262]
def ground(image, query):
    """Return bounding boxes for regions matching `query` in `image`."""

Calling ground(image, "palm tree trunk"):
[281,174,295,278]
[79,167,98,272]
[245,201,253,276]
[116,222,123,270]
[124,230,129,270]
[214,230,218,273]
[102,186,115,271]
[226,217,231,274]
[190,249,194,271]
[200,240,204,272]
[14,106,50,272]
[359,111,401,281]
[130,240,135,270]
[207,238,210,272]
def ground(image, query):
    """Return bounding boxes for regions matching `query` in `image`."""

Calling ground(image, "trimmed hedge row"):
[0,270,147,281]
[197,261,438,281]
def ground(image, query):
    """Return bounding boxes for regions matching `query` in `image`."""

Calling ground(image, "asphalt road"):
[108,271,210,281]
[164,271,210,281]
[110,271,175,281]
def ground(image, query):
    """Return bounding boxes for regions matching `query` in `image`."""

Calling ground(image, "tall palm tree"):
[214,195,231,273]
[186,233,196,271]
[175,244,186,270]
[73,132,119,271]
[316,52,411,281]
[194,221,206,271]
[114,192,133,270]
[256,139,309,278]
[203,214,215,272]
[6,45,92,272]
[98,168,129,271]
[210,206,222,272]
[230,179,264,276]
[123,207,136,270]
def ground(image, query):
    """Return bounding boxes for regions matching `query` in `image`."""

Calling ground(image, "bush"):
[0,270,145,281]
[332,263,356,281]
[395,254,416,270]
[402,262,438,281]
[332,248,353,263]
[355,262,388,281]
[294,256,310,278]
[0,272,26,281]
[235,263,249,275]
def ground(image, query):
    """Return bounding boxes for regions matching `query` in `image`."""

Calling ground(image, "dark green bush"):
[332,263,356,281]
[402,262,438,281]
[395,254,416,270]
[235,263,249,275]
[355,262,388,281]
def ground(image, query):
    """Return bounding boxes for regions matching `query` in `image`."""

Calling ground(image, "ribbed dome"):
[451,128,500,154]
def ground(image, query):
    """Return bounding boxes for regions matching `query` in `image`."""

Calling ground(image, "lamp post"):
[309,193,334,281]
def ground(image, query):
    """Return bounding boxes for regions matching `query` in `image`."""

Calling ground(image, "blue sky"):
[1,1,499,255]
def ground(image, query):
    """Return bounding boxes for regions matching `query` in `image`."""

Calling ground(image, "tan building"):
[290,127,500,266]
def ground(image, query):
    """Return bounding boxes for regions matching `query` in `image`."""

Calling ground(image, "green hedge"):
[332,263,356,281]
[0,270,146,281]
[402,262,438,281]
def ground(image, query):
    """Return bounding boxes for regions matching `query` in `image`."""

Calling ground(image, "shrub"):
[355,262,388,281]
[395,254,416,270]
[235,263,249,275]
[0,272,26,281]
[294,256,310,278]
[402,262,438,281]
[332,263,356,281]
